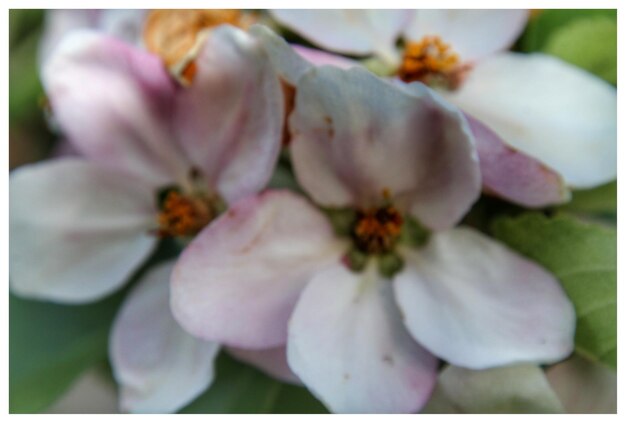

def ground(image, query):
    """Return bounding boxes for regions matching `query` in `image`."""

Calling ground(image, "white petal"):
[228,346,300,385]
[444,53,617,188]
[394,227,576,369]
[290,66,481,230]
[173,26,284,203]
[171,190,345,349]
[288,263,438,413]
[110,261,219,413]
[423,364,564,413]
[43,31,190,186]
[10,159,157,303]
[270,9,410,64]
[404,10,529,61]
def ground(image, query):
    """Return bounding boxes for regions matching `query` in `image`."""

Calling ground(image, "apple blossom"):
[171,66,576,413]
[252,24,569,209]
[10,25,285,412]
[269,10,617,189]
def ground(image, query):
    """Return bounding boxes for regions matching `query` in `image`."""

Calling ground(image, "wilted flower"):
[10,25,284,411]
[269,10,617,189]
[171,66,576,413]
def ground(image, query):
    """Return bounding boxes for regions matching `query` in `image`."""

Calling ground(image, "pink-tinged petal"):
[43,31,190,187]
[443,53,617,188]
[39,10,146,64]
[110,261,219,413]
[173,25,283,203]
[404,10,529,62]
[468,114,571,207]
[290,66,481,230]
[171,190,345,349]
[270,9,411,64]
[394,227,576,369]
[9,159,157,303]
[293,45,360,69]
[546,355,616,413]
[228,346,300,385]
[288,263,438,413]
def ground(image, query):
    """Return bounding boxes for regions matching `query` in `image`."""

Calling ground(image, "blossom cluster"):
[9,9,616,414]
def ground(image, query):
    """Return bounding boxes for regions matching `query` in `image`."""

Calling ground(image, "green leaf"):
[181,353,327,413]
[9,293,125,413]
[561,181,616,218]
[543,16,617,84]
[9,10,43,122]
[520,9,616,53]
[492,213,616,369]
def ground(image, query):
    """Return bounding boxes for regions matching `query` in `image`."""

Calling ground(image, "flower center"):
[156,190,216,238]
[143,9,255,85]
[352,206,404,254]
[398,36,468,90]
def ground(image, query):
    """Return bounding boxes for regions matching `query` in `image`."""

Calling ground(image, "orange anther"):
[398,36,463,88]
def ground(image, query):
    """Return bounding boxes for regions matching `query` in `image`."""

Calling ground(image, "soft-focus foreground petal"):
[270,9,410,64]
[546,355,616,413]
[443,53,617,188]
[228,346,300,385]
[423,364,563,413]
[404,10,528,62]
[38,10,146,65]
[288,263,438,413]
[468,115,570,207]
[394,227,576,369]
[173,25,283,203]
[43,31,189,186]
[290,66,480,230]
[171,190,345,349]
[9,159,156,303]
[111,261,219,413]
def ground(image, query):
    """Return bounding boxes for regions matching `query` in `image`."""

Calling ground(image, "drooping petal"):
[443,53,617,188]
[404,10,529,62]
[546,355,617,413]
[423,364,564,413]
[110,261,219,413]
[171,190,345,349]
[228,346,300,385]
[468,114,570,207]
[290,66,481,230]
[9,159,157,303]
[394,227,576,369]
[287,263,438,413]
[270,9,411,64]
[42,30,189,186]
[173,25,284,203]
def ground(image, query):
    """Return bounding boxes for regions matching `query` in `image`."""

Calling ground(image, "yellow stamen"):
[398,36,464,88]
[157,191,214,238]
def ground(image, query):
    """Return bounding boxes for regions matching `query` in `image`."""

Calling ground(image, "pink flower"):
[10,26,284,411]
[170,66,576,413]
[269,10,617,189]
